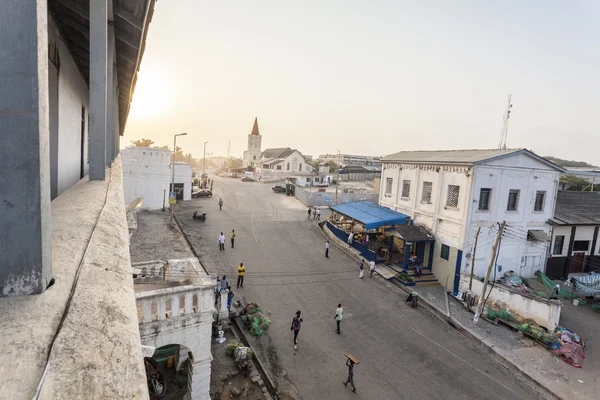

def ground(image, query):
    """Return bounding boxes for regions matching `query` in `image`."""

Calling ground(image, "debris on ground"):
[240,303,272,337]
[548,326,586,368]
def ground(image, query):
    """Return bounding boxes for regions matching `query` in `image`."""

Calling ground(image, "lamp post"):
[335,149,341,205]
[171,133,187,224]
[203,141,209,177]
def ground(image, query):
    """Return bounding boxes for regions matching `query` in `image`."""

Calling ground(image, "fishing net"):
[486,309,513,321]
[535,271,577,299]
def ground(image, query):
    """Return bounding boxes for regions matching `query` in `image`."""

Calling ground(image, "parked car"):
[241,176,255,182]
[192,189,212,198]
[272,185,286,193]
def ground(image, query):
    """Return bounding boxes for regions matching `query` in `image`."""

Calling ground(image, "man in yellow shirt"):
[237,263,245,288]
[231,229,236,248]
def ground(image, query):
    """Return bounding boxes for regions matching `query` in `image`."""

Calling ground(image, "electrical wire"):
[32,169,113,400]
[481,224,503,311]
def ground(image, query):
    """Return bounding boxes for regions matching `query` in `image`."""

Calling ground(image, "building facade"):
[547,191,600,278]
[122,147,192,209]
[379,149,564,293]
[242,117,262,167]
[318,153,382,168]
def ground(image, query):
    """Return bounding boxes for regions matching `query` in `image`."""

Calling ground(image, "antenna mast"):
[227,140,231,158]
[497,94,513,150]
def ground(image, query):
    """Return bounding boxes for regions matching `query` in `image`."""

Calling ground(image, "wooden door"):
[570,252,585,274]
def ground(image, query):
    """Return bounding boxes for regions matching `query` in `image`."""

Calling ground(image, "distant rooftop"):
[551,191,600,225]
[381,148,564,171]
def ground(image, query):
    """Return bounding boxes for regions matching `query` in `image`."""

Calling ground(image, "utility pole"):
[203,141,208,177]
[473,221,505,323]
[170,133,187,225]
[466,226,481,311]
[227,140,231,159]
[335,149,341,205]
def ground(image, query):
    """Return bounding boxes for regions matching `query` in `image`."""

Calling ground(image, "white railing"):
[136,285,214,324]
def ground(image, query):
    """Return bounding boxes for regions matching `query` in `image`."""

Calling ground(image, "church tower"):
[243,118,262,167]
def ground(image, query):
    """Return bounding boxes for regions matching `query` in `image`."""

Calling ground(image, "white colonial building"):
[122,147,192,209]
[379,149,564,293]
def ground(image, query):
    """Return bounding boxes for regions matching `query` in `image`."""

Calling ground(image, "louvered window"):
[401,180,411,198]
[421,182,432,203]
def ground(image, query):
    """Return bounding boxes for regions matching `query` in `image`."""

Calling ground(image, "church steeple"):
[251,117,260,136]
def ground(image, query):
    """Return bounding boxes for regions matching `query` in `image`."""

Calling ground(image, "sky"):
[124,0,599,165]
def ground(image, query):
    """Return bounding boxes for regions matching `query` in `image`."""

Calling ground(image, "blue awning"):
[330,201,409,230]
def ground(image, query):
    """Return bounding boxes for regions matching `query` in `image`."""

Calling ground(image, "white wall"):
[459,275,562,332]
[464,158,560,278]
[379,162,473,291]
[122,147,171,209]
[48,17,90,197]
[551,225,600,257]
[173,163,193,201]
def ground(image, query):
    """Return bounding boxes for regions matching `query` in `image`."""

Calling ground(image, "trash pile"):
[226,340,253,368]
[240,303,271,337]
[548,327,585,368]
[497,271,529,294]
[485,307,586,368]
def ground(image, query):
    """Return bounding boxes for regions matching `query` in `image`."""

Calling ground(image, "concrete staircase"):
[380,263,439,287]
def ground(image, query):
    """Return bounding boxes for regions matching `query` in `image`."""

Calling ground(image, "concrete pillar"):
[0,0,52,296]
[105,24,115,166]
[89,0,108,180]
[218,291,229,320]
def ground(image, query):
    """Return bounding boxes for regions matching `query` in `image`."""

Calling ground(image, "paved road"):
[176,178,547,400]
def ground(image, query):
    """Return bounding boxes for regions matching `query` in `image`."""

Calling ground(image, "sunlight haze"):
[124,0,599,165]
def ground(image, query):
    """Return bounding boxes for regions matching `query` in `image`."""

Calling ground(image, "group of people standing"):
[307,207,321,220]
[218,229,236,250]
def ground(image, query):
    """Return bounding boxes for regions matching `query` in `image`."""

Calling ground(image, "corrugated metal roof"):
[381,149,523,164]
[330,201,409,230]
[552,191,600,225]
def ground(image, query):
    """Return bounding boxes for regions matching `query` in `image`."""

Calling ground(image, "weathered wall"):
[0,158,148,398]
[459,275,562,332]
[122,147,171,209]
[48,16,91,196]
[294,186,378,207]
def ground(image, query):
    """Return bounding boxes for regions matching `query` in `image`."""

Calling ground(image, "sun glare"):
[129,66,173,119]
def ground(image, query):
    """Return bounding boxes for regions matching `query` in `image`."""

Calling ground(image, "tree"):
[311,160,321,170]
[544,156,596,168]
[227,158,243,169]
[560,174,594,191]
[328,161,340,173]
[131,138,154,147]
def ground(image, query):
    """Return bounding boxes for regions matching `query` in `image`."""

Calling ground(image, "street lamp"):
[171,132,187,224]
[203,141,209,177]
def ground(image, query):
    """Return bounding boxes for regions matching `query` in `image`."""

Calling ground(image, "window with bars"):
[534,190,546,211]
[401,180,411,198]
[478,188,491,211]
[421,181,433,203]
[385,178,393,195]
[446,185,460,207]
[507,189,520,211]
[553,235,565,255]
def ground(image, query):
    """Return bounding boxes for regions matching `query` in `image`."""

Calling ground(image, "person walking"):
[359,259,365,279]
[290,310,303,349]
[334,303,343,334]
[325,240,330,258]
[231,229,236,248]
[343,358,357,392]
[237,263,245,288]
[369,259,375,278]
[227,287,234,313]
[312,208,317,220]
[316,208,321,220]
[218,232,225,250]
[307,207,312,219]
[347,232,354,247]
[218,198,223,210]
[365,234,369,249]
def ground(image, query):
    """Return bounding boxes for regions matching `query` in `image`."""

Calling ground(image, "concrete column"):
[218,291,229,320]
[105,24,115,166]
[89,0,108,180]
[0,0,52,296]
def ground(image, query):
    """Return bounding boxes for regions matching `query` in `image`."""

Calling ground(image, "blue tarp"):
[330,201,409,230]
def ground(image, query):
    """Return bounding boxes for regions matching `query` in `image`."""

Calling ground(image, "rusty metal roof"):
[48,0,156,135]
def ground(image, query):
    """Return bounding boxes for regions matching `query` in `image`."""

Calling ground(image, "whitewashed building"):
[379,149,564,293]
[122,147,192,209]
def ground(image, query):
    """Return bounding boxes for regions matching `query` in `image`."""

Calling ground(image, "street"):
[176,177,547,400]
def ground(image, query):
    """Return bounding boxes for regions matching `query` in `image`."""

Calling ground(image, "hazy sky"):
[125,1,599,165]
